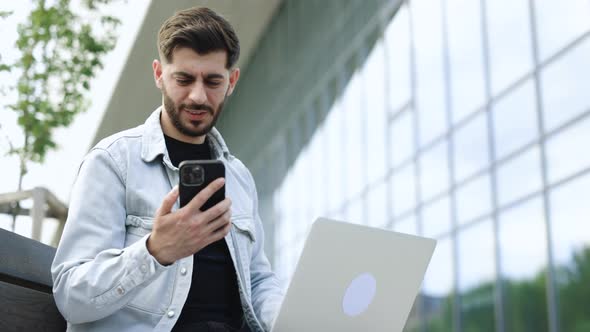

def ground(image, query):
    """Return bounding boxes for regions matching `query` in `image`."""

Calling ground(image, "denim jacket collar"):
[140,107,231,163]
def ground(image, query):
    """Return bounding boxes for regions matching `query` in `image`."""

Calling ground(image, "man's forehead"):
[166,47,229,75]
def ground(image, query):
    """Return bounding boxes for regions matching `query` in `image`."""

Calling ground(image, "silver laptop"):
[271,218,436,332]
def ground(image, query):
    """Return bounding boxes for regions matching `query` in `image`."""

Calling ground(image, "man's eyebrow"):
[172,71,195,79]
[171,71,225,80]
[204,73,224,80]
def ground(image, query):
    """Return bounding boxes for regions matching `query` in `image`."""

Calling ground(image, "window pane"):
[393,214,417,236]
[534,0,590,61]
[453,113,490,182]
[412,0,447,147]
[308,126,325,219]
[541,37,590,132]
[345,197,364,225]
[419,140,450,200]
[486,0,533,96]
[390,109,415,168]
[422,196,452,238]
[365,41,388,184]
[343,73,365,199]
[391,164,416,218]
[385,4,411,112]
[325,100,345,212]
[497,146,542,207]
[292,150,310,238]
[422,238,454,331]
[492,79,538,160]
[498,198,549,332]
[447,0,486,123]
[456,174,492,225]
[549,171,590,331]
[457,220,496,332]
[546,115,590,184]
[367,181,388,228]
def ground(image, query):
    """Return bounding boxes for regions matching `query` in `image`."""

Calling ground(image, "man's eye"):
[176,79,191,85]
[207,81,221,87]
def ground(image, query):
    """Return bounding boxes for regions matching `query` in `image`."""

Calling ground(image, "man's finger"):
[187,177,225,211]
[155,186,179,217]
[205,209,231,233]
[210,218,232,243]
[199,198,231,225]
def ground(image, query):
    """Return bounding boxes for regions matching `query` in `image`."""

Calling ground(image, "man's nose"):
[188,81,207,104]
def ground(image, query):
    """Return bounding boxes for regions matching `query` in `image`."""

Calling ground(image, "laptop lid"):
[272,218,436,332]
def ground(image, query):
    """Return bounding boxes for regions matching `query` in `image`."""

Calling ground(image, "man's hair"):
[157,7,240,68]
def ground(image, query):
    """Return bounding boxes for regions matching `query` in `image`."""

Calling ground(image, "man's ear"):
[226,68,240,97]
[153,59,163,89]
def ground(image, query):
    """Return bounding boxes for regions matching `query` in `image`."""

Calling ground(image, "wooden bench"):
[0,228,66,331]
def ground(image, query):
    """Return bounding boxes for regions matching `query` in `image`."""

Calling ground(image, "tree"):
[419,246,590,331]
[0,0,120,231]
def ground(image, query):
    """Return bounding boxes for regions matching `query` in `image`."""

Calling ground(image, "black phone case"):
[178,160,225,211]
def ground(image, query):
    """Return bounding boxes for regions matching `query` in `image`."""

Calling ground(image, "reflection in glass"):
[364,41,388,184]
[391,163,416,218]
[498,198,549,332]
[292,149,309,239]
[533,0,590,61]
[421,238,454,332]
[492,79,538,161]
[446,0,486,123]
[393,214,417,235]
[324,99,345,213]
[390,109,415,168]
[345,197,364,226]
[385,4,411,112]
[485,0,533,96]
[541,37,590,132]
[422,196,452,238]
[411,0,447,147]
[550,171,590,264]
[419,140,450,201]
[453,113,490,182]
[550,171,590,331]
[457,220,496,332]
[546,115,590,184]
[367,181,388,228]
[456,174,492,225]
[342,73,365,200]
[497,146,542,207]
[307,125,326,220]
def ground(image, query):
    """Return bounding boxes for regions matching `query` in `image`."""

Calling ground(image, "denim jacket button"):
[167,310,175,318]
[140,264,148,273]
[180,267,187,275]
[116,286,125,295]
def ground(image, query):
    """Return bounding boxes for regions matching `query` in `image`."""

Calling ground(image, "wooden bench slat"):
[0,228,55,291]
[0,281,66,332]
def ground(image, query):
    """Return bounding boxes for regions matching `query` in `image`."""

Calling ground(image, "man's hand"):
[147,178,232,265]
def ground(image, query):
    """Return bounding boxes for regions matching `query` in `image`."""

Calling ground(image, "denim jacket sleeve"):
[245,168,285,331]
[51,148,170,324]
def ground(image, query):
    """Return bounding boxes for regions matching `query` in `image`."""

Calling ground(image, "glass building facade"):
[271,0,590,331]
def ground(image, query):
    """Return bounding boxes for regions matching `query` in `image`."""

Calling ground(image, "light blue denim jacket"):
[51,108,284,332]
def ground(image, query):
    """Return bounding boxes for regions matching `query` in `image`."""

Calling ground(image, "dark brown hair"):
[157,7,240,68]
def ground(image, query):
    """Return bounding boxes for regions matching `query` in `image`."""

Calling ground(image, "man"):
[52,7,283,332]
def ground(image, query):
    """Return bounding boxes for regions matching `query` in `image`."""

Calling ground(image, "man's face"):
[153,47,240,142]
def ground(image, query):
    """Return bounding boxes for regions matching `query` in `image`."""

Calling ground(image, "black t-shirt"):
[164,135,247,331]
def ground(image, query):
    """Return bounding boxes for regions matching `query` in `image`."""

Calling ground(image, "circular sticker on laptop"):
[342,272,377,317]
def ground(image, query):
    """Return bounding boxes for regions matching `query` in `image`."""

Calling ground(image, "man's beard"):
[162,84,226,137]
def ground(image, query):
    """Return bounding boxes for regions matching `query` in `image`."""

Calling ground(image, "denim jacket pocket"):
[124,214,154,247]
[232,214,256,243]
[124,215,174,314]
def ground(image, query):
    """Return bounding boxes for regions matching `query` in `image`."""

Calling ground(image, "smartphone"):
[178,160,225,211]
